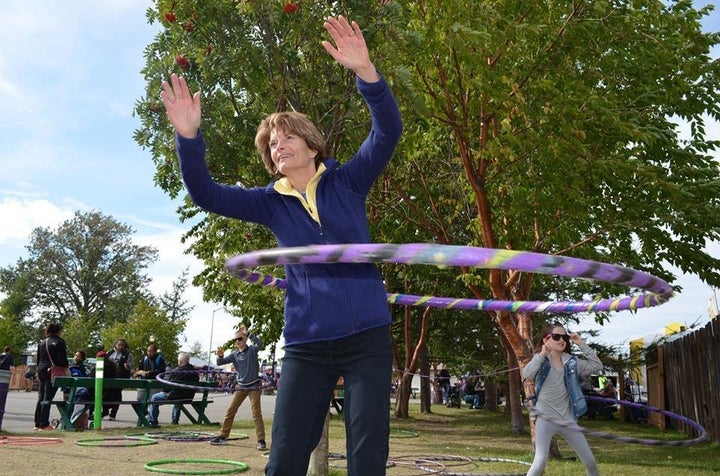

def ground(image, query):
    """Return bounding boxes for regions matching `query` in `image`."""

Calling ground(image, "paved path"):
[0,387,277,433]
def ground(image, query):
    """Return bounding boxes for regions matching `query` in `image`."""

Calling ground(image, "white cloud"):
[124,215,245,354]
[0,1,160,152]
[109,101,136,119]
[0,195,75,245]
[0,75,23,109]
[0,192,239,355]
[0,141,71,182]
[580,241,720,347]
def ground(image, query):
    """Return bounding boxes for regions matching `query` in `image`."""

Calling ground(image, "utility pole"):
[207,307,224,368]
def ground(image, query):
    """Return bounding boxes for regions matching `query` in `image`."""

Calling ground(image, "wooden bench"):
[50,377,219,430]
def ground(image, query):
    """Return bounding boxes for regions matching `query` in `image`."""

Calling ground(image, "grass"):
[1,403,717,475]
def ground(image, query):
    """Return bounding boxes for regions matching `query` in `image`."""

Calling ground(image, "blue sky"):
[0,1,718,355]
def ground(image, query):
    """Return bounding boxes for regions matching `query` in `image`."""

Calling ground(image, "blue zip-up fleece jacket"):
[522,343,602,420]
[177,75,402,346]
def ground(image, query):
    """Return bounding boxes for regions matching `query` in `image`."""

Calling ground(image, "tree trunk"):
[503,342,525,433]
[419,345,432,413]
[484,380,498,411]
[393,372,413,418]
[391,305,433,418]
[307,412,330,476]
[549,437,562,458]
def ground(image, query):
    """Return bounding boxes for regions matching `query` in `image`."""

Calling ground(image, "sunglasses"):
[235,337,245,342]
[546,333,570,342]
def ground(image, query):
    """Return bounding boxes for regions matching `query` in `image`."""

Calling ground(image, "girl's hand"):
[569,332,583,345]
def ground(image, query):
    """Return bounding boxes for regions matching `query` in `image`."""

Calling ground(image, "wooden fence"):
[659,318,719,444]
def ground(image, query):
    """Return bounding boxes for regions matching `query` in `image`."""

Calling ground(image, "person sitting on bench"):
[463,377,485,409]
[147,352,198,426]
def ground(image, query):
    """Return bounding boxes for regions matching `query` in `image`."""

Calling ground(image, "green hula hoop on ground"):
[389,428,419,438]
[75,436,157,447]
[144,459,249,474]
[139,430,219,442]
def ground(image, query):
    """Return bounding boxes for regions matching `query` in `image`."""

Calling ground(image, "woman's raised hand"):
[161,73,202,139]
[321,16,378,83]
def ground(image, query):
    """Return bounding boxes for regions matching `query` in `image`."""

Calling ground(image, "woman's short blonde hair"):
[254,111,327,176]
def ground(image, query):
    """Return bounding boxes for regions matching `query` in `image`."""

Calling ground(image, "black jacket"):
[36,336,68,375]
[165,363,199,401]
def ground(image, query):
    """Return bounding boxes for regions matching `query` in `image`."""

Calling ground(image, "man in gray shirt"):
[209,325,266,449]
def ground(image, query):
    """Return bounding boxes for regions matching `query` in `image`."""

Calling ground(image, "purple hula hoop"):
[156,370,274,393]
[225,243,674,313]
[526,397,707,446]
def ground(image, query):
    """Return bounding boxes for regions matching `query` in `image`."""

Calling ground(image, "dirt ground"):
[0,417,533,476]
[1,428,272,476]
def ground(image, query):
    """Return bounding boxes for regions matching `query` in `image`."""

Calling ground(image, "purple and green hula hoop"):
[528,397,708,446]
[225,243,674,313]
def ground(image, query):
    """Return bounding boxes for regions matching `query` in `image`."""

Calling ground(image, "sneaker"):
[108,416,116,421]
[148,422,160,428]
[171,420,179,425]
[256,440,267,450]
[209,436,227,445]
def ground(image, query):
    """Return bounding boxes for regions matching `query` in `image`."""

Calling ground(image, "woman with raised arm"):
[161,15,402,476]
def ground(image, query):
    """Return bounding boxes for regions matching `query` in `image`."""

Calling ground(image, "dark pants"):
[106,394,122,418]
[265,326,392,476]
[34,371,59,427]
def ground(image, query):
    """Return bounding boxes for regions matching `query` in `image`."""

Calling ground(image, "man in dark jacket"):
[134,343,167,404]
[0,346,13,371]
[147,352,198,426]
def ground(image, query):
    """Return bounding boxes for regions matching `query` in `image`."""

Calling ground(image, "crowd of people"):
[6,320,273,437]
[3,314,645,476]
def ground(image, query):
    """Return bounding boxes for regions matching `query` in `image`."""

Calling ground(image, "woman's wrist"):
[355,64,379,83]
